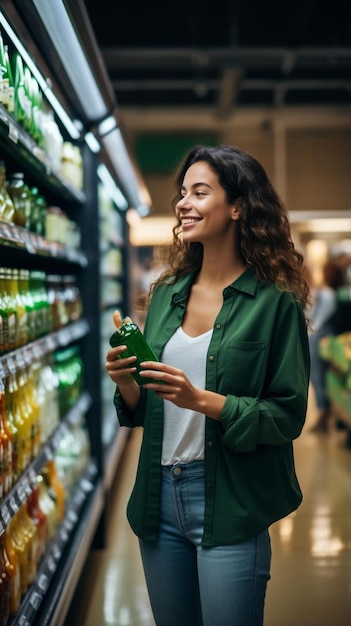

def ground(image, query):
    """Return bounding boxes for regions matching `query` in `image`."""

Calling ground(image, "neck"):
[197,247,246,287]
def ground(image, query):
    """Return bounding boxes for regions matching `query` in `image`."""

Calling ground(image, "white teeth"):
[182,218,199,224]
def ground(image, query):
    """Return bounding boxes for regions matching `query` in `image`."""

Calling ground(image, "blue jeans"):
[139,461,271,626]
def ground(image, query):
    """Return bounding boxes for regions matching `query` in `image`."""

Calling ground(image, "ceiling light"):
[101,127,150,215]
[31,0,108,122]
[97,163,128,211]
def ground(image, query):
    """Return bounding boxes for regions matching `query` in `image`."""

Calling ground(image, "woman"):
[105,145,311,626]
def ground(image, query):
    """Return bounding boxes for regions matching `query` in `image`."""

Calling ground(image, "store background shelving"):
[0,2,148,624]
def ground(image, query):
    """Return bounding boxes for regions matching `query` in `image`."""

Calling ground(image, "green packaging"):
[109,316,160,385]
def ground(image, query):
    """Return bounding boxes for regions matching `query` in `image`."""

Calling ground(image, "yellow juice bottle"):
[4,525,21,617]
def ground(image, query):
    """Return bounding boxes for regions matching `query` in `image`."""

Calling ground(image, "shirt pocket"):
[221,340,267,395]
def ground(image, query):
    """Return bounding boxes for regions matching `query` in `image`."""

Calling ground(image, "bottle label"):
[7,86,14,114]
[0,77,9,107]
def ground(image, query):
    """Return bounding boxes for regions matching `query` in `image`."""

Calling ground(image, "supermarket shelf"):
[0,221,88,267]
[8,461,104,626]
[0,103,86,206]
[0,391,92,532]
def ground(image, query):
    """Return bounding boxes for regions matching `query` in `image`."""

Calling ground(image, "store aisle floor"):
[64,397,351,626]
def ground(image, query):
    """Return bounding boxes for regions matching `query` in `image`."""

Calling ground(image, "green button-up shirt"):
[114,267,310,547]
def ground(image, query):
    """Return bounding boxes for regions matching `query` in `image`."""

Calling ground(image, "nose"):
[176,194,191,211]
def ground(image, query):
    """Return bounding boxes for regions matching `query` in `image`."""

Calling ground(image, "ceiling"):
[82,0,351,116]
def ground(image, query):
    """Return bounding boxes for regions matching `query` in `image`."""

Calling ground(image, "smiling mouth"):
[181,218,201,226]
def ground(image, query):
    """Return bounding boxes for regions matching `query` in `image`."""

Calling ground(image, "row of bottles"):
[0,412,90,626]
[0,160,82,247]
[0,460,65,626]
[0,28,83,188]
[0,345,85,497]
[0,266,83,355]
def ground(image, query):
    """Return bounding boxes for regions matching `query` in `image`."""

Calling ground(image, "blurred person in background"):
[309,257,345,433]
[105,145,311,626]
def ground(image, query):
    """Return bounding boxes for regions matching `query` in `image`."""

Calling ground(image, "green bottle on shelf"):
[3,45,14,114]
[14,52,27,126]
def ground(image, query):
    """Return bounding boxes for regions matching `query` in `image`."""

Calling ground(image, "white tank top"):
[161,326,212,465]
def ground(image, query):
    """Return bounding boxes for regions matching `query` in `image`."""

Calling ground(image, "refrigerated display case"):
[0,3,147,624]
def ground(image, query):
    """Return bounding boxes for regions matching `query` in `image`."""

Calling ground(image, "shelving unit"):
[0,3,143,624]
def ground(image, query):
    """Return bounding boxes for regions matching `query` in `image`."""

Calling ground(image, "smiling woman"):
[105,144,311,626]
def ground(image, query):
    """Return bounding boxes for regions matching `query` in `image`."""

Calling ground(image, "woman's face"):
[175,161,238,244]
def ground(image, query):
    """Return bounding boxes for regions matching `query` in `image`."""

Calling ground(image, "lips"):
[181,217,201,226]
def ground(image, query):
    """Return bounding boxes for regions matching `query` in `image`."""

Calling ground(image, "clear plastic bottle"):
[7,172,30,229]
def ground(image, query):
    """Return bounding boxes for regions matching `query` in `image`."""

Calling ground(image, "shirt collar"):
[170,266,259,306]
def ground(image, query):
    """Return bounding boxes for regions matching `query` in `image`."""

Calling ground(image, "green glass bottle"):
[14,52,26,126]
[0,30,8,110]
[109,316,160,385]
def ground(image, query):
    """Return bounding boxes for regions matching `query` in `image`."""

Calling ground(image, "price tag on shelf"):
[15,352,25,370]
[8,495,19,516]
[37,573,49,592]
[22,476,32,497]
[32,343,43,360]
[29,590,43,610]
[60,526,69,542]
[46,554,56,572]
[6,355,16,374]
[16,482,27,505]
[45,335,56,351]
[52,543,62,561]
[0,505,11,527]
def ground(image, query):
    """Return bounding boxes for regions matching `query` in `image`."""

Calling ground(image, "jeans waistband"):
[161,459,205,480]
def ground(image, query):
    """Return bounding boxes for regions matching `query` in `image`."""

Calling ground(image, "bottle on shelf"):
[4,522,21,618]
[7,172,31,229]
[4,376,19,485]
[45,459,66,524]
[0,380,13,498]
[9,268,28,348]
[18,268,36,343]
[0,267,17,353]
[0,161,15,223]
[3,45,14,115]
[27,479,47,562]
[8,373,27,477]
[37,472,57,541]
[17,503,38,586]
[0,529,14,626]
[14,52,27,128]
[0,30,9,111]
[29,186,47,236]
[9,512,28,598]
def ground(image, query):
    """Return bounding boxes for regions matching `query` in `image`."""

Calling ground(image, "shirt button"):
[206,482,212,489]
[209,355,215,362]
[208,440,214,447]
[215,323,221,329]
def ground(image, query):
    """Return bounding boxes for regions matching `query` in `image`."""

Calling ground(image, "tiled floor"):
[64,394,351,626]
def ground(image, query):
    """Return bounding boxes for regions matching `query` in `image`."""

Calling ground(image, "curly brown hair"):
[150,145,311,316]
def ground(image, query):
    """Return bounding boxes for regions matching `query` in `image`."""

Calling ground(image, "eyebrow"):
[180,181,213,192]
